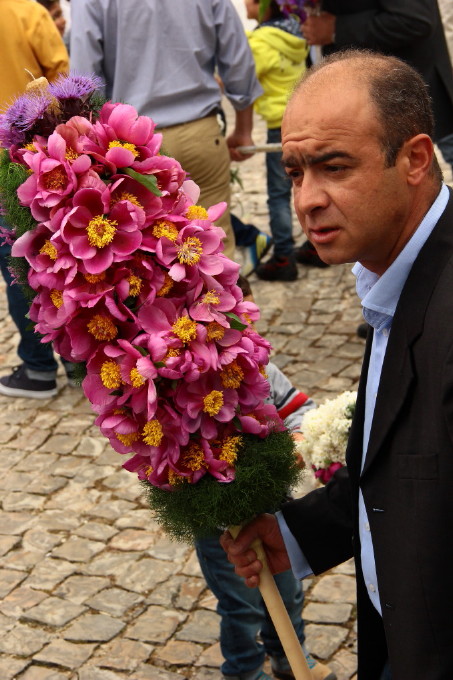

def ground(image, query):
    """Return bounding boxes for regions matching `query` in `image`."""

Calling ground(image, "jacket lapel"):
[358,188,453,477]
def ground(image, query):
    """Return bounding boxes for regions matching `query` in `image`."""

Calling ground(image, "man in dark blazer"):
[221,51,453,679]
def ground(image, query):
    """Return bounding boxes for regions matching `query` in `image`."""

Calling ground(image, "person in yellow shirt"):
[245,0,308,281]
[0,0,68,107]
[0,0,70,399]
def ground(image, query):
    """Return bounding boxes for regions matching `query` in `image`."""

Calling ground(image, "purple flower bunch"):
[2,75,285,490]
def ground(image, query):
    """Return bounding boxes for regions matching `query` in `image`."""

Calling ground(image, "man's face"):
[282,76,416,275]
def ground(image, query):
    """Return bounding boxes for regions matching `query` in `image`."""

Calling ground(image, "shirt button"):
[368,583,376,592]
[364,522,370,531]
[382,328,389,337]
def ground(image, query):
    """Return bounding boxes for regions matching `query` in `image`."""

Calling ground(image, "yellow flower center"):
[116,432,139,446]
[100,360,122,389]
[202,289,220,306]
[206,322,225,341]
[144,465,154,477]
[87,314,118,341]
[168,469,186,486]
[50,289,63,308]
[84,272,106,283]
[186,205,209,220]
[220,361,244,389]
[219,435,243,466]
[203,390,224,416]
[111,191,143,208]
[130,367,145,388]
[182,443,206,471]
[177,236,203,265]
[152,220,179,241]
[108,140,139,157]
[128,274,142,297]
[259,365,267,378]
[43,166,67,191]
[39,240,58,261]
[157,272,174,297]
[86,215,118,248]
[142,420,164,447]
[164,348,180,361]
[172,316,197,343]
[65,148,79,162]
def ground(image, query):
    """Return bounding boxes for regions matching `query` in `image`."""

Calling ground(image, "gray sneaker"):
[0,364,57,399]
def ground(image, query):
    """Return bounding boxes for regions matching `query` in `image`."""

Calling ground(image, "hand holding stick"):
[228,525,312,680]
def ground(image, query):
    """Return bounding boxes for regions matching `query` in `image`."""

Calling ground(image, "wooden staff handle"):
[229,525,312,680]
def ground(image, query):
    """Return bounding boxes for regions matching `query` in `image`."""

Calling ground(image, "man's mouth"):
[308,226,340,244]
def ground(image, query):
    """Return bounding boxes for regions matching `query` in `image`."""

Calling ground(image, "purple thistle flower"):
[16,93,54,131]
[49,73,104,100]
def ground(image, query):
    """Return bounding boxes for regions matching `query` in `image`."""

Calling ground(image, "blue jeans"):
[0,239,58,374]
[266,127,294,258]
[195,533,305,677]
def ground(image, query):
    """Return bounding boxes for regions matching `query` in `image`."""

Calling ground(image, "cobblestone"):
[0,103,451,680]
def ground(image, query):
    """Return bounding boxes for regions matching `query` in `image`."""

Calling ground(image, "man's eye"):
[287,169,303,181]
[325,164,346,173]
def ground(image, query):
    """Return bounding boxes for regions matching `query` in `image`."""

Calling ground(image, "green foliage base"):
[142,429,301,543]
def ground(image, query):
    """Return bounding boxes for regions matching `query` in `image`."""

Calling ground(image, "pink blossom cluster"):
[9,97,284,489]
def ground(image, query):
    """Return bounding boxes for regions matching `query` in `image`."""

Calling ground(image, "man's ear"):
[401,134,435,186]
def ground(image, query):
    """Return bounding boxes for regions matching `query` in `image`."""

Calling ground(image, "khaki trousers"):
[159,115,235,260]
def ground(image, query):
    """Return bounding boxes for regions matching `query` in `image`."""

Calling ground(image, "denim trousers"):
[266,127,295,258]
[0,240,60,374]
[195,534,305,677]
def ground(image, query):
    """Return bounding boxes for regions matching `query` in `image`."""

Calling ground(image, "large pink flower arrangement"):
[0,75,288,495]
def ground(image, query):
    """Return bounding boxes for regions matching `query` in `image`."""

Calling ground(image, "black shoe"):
[295,240,329,268]
[256,254,298,281]
[357,322,369,339]
[0,364,57,399]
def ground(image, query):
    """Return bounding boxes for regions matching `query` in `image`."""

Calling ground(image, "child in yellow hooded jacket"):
[244,0,308,282]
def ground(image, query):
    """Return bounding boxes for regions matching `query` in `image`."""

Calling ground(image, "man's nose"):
[294,174,328,215]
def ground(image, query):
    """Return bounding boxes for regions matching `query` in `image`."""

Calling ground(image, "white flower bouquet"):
[299,390,356,483]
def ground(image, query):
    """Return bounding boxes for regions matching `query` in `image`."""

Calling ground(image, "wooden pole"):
[229,526,312,680]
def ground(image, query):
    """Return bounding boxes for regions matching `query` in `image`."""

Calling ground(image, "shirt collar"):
[352,184,449,332]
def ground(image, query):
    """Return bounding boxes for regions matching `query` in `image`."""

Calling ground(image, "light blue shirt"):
[70,0,262,127]
[278,184,449,612]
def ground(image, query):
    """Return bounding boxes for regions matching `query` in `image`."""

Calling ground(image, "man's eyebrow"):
[282,151,354,168]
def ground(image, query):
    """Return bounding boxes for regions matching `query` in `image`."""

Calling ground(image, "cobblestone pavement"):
[1,108,452,680]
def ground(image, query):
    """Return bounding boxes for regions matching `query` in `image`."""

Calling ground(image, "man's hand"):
[220,514,291,588]
[302,12,336,46]
[227,131,254,162]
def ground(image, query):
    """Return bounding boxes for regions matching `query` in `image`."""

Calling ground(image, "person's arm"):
[303,0,435,52]
[33,8,69,80]
[227,105,255,162]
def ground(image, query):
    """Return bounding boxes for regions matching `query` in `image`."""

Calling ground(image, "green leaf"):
[225,312,247,331]
[132,345,149,357]
[123,168,162,196]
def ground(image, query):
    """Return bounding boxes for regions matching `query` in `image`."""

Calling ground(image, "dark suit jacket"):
[282,188,453,679]
[321,0,453,141]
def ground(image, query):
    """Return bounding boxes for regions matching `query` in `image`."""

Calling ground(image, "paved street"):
[0,108,451,680]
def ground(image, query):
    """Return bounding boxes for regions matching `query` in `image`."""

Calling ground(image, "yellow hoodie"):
[247,22,308,129]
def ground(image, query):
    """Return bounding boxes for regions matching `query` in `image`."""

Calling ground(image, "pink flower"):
[313,462,344,484]
[189,287,237,326]
[175,372,239,439]
[156,223,224,284]
[17,130,91,222]
[12,223,78,289]
[60,186,144,274]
